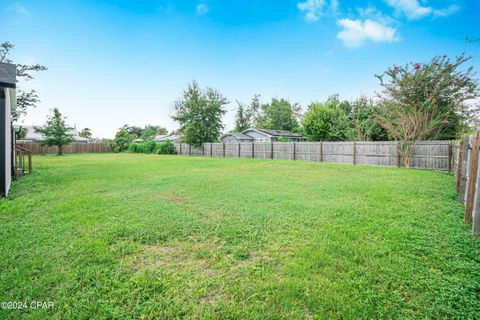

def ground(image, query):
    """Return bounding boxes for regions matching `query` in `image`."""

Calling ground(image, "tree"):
[172,80,228,147]
[375,54,479,166]
[255,98,302,132]
[140,127,157,141]
[349,96,389,141]
[79,128,92,139]
[114,128,134,152]
[302,98,351,141]
[233,101,251,132]
[34,108,73,155]
[0,41,47,121]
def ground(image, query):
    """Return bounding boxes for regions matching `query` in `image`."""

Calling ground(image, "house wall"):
[0,87,12,196]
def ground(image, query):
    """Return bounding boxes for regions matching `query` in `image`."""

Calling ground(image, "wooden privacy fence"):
[453,133,480,237]
[174,140,451,171]
[16,143,111,154]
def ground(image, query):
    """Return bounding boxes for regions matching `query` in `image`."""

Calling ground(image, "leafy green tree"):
[172,80,228,147]
[79,128,92,139]
[302,99,351,141]
[140,127,157,141]
[349,96,389,141]
[34,108,73,155]
[233,101,251,132]
[121,125,143,137]
[255,98,302,132]
[114,128,134,152]
[0,41,47,120]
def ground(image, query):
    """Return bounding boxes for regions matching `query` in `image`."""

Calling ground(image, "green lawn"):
[0,153,479,319]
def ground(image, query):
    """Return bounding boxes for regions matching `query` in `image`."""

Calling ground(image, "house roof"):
[0,62,16,88]
[13,124,89,142]
[155,134,182,141]
[221,132,254,140]
[242,128,302,138]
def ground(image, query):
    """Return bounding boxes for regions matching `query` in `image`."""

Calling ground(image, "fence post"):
[223,142,226,157]
[252,142,255,159]
[189,144,192,156]
[238,143,241,158]
[459,136,470,205]
[210,143,213,157]
[202,143,205,156]
[271,142,274,159]
[320,142,323,162]
[396,141,401,168]
[353,142,356,165]
[448,142,453,174]
[179,143,182,155]
[465,132,479,222]
[457,141,464,193]
[293,142,296,160]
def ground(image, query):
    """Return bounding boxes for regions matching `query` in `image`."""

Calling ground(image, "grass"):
[0,153,479,319]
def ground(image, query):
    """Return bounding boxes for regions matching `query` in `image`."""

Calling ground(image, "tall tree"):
[375,54,479,166]
[233,101,251,132]
[172,80,228,146]
[79,128,92,139]
[302,98,351,141]
[348,96,389,141]
[255,98,302,132]
[35,108,73,155]
[0,41,47,121]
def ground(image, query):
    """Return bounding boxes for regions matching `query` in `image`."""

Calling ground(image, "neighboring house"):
[225,128,303,142]
[220,132,255,143]
[155,134,183,143]
[14,125,90,144]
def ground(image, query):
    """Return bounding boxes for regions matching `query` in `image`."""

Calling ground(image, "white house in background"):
[155,134,183,143]
[14,125,90,144]
[221,128,303,143]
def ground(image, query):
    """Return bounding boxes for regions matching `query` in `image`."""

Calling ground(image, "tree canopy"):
[302,97,351,141]
[172,80,228,147]
[34,108,73,155]
[0,41,47,121]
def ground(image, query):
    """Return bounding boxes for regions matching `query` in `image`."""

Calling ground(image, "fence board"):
[17,143,111,154]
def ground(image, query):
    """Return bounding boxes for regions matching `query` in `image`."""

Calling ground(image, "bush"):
[128,141,159,154]
[157,140,176,155]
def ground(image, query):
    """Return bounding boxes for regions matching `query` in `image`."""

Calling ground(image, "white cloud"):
[337,18,397,48]
[386,0,459,19]
[386,0,431,19]
[195,3,209,16]
[12,3,30,16]
[297,0,325,22]
[433,4,459,17]
[297,0,338,22]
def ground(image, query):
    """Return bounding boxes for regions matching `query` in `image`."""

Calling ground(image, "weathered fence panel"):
[296,142,321,162]
[273,142,294,161]
[239,143,253,158]
[253,143,272,159]
[322,142,354,164]
[355,141,398,167]
[17,142,111,154]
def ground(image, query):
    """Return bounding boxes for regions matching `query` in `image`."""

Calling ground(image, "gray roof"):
[155,134,183,142]
[221,132,254,140]
[13,125,89,142]
[0,62,16,87]
[242,128,302,138]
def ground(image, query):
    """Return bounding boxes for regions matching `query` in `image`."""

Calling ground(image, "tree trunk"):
[58,145,63,156]
[400,141,413,168]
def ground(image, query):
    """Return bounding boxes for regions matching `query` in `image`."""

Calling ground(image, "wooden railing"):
[15,145,33,176]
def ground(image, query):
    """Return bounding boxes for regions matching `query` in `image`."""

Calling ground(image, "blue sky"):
[1,0,479,138]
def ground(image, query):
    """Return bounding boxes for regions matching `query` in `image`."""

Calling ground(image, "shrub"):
[128,143,140,153]
[128,141,158,154]
[157,140,176,155]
